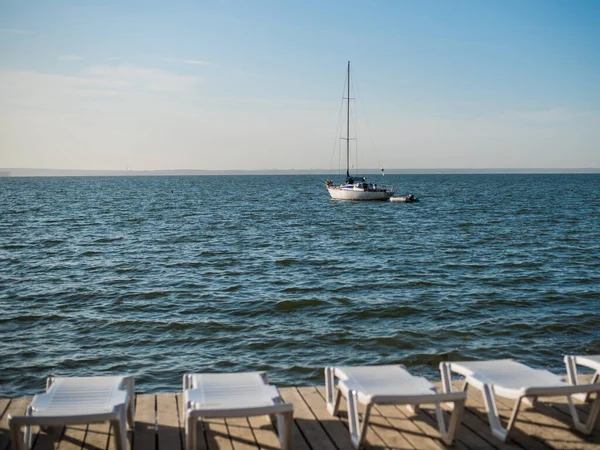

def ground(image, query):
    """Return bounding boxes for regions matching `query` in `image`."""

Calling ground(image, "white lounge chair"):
[440,359,600,442]
[183,371,293,450]
[564,355,600,402]
[8,375,135,450]
[324,365,466,448]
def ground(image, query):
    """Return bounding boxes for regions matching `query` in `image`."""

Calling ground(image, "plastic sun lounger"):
[440,359,600,443]
[183,371,293,450]
[565,354,600,401]
[324,365,466,449]
[8,375,135,450]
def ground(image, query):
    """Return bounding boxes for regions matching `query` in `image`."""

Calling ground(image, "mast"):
[346,61,350,182]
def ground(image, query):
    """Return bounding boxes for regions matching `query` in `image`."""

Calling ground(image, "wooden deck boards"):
[1,381,599,450]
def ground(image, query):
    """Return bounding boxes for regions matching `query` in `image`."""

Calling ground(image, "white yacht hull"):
[327,186,394,201]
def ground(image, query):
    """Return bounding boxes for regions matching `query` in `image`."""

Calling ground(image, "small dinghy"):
[390,194,418,203]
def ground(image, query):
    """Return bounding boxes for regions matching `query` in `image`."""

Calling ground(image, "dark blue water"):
[1,174,599,397]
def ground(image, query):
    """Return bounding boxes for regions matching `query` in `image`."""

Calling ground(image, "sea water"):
[1,174,599,396]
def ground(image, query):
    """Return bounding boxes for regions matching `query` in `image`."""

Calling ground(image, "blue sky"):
[1,0,599,170]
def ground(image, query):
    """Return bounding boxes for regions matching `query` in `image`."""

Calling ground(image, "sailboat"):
[326,61,394,201]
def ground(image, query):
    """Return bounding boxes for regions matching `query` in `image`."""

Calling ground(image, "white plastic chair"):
[8,375,135,450]
[440,359,600,442]
[183,371,293,450]
[325,365,466,449]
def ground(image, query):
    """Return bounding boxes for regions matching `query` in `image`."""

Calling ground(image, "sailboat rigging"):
[326,61,394,201]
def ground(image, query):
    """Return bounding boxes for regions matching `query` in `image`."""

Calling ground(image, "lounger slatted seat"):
[564,354,600,401]
[440,359,600,442]
[183,371,293,450]
[325,364,466,449]
[8,375,134,450]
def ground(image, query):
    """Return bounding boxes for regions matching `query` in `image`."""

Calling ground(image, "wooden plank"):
[493,394,600,449]
[309,386,393,450]
[246,414,283,450]
[550,398,600,433]
[0,399,9,418]
[30,429,57,450]
[544,394,600,434]
[1,398,30,450]
[56,425,87,450]
[446,404,523,450]
[269,389,312,450]
[134,393,156,450]
[179,394,228,450]
[279,387,337,450]
[362,403,417,449]
[406,381,520,450]
[555,373,600,431]
[0,399,9,429]
[3,382,600,450]
[0,398,13,450]
[156,393,183,450]
[314,385,464,450]
[377,403,448,450]
[224,417,257,450]
[454,384,552,450]
[431,380,533,450]
[204,417,233,450]
[83,422,112,450]
[298,386,355,450]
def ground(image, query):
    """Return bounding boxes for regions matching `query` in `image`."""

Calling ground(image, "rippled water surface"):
[1,174,599,396]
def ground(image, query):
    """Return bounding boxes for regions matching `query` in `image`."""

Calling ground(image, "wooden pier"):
[1,381,599,450]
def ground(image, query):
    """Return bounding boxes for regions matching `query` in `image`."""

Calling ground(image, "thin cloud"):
[503,108,574,124]
[0,27,35,35]
[59,54,83,61]
[86,64,202,93]
[164,57,213,66]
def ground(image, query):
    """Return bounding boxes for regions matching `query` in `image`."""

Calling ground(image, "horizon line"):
[1,167,599,177]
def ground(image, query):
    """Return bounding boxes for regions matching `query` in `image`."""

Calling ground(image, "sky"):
[1,0,599,171]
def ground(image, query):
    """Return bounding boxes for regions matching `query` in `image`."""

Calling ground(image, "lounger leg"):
[435,397,465,446]
[111,406,128,450]
[504,397,524,440]
[125,377,135,428]
[565,356,600,403]
[276,411,293,450]
[440,362,453,394]
[590,372,600,403]
[184,403,189,437]
[564,355,592,402]
[439,362,465,409]
[406,403,420,414]
[523,396,538,408]
[481,383,515,442]
[565,355,579,386]
[567,393,600,435]
[23,406,33,450]
[357,403,372,450]
[183,376,190,438]
[186,416,197,450]
[46,376,56,391]
[325,367,341,415]
[347,390,360,447]
[347,390,371,449]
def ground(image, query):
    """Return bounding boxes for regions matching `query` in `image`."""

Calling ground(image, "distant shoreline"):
[1,168,599,177]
